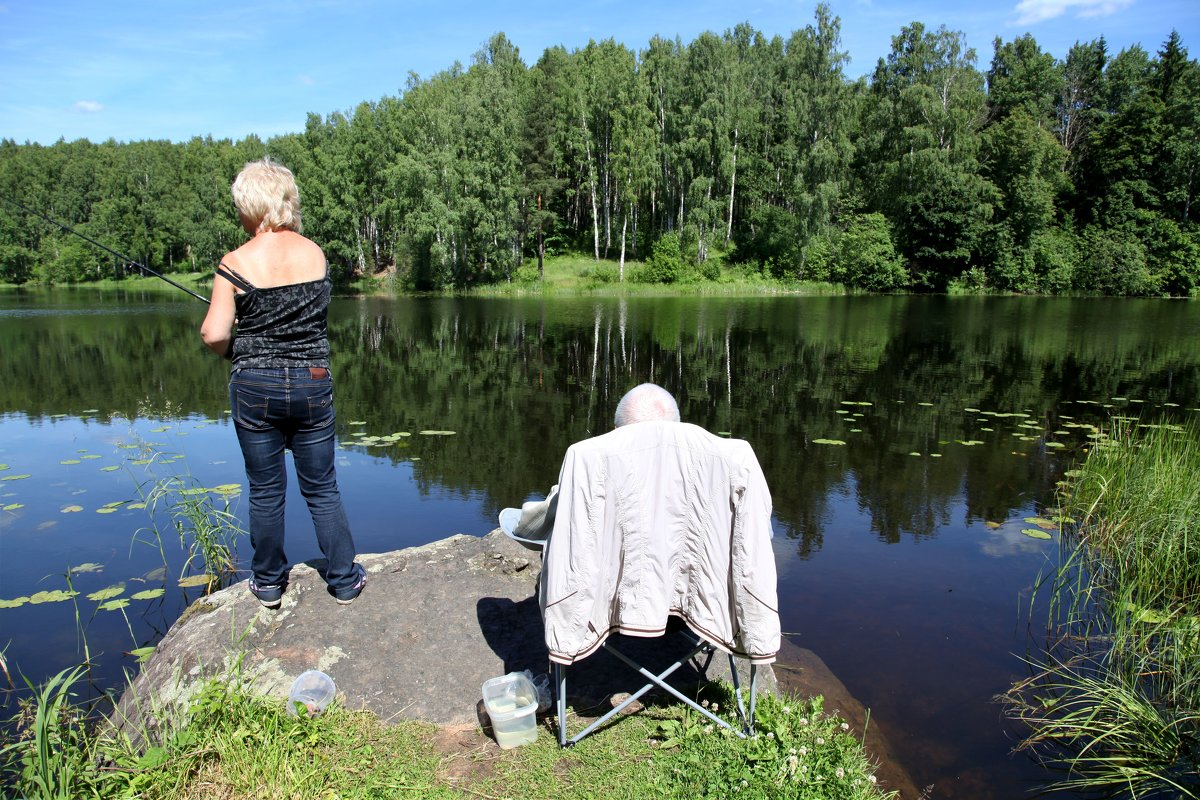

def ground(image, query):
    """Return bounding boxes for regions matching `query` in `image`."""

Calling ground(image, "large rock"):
[113,530,917,797]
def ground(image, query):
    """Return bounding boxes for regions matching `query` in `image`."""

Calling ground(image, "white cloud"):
[73,100,103,114]
[1013,0,1135,25]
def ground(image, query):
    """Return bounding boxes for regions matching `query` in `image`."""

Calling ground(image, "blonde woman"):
[201,157,365,608]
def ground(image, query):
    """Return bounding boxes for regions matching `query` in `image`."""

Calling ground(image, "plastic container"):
[288,670,336,717]
[482,672,539,748]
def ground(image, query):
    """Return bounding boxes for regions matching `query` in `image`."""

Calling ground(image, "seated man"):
[499,383,680,549]
[538,383,779,668]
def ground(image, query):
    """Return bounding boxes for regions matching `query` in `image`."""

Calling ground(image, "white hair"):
[614,383,680,427]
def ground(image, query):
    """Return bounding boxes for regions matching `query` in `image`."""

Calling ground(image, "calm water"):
[1,290,1198,798]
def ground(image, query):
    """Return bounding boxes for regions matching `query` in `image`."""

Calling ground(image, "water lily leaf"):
[2,474,31,481]
[835,410,850,415]
[956,440,984,446]
[1044,441,1066,449]
[1024,517,1057,530]
[131,588,165,601]
[0,597,30,609]
[81,409,98,413]
[985,521,1003,529]
[177,574,214,588]
[98,598,131,611]
[179,488,207,496]
[909,452,922,456]
[127,502,147,510]
[3,503,23,511]
[349,420,367,426]
[96,507,119,514]
[87,585,125,601]
[29,590,79,604]
[150,427,170,433]
[130,459,153,465]
[917,402,934,407]
[61,505,84,513]
[100,465,120,472]
[128,646,156,663]
[930,453,942,458]
[393,432,411,437]
[0,464,7,470]
[717,431,731,437]
[60,459,81,465]
[212,484,241,495]
[419,430,457,436]
[143,567,167,581]
[812,439,846,446]
[1021,529,1053,540]
[849,428,862,433]
[69,563,104,574]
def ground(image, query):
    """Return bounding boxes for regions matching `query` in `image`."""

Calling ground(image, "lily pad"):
[0,597,30,609]
[419,430,457,436]
[1021,529,1053,540]
[348,420,367,426]
[1024,517,1057,530]
[2,503,23,511]
[100,466,120,472]
[29,590,79,604]
[131,588,165,601]
[1,474,31,481]
[98,598,131,611]
[909,452,922,457]
[985,521,1003,529]
[177,574,215,588]
[69,563,104,574]
[60,459,82,465]
[60,505,84,513]
[127,502,147,510]
[812,439,846,446]
[87,585,126,602]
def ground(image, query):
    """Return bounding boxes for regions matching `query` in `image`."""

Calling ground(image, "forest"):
[0,6,1197,296]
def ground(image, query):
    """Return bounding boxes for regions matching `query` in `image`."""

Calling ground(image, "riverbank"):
[0,253,855,298]
[4,531,910,799]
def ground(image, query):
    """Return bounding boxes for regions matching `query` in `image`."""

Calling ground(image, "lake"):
[1,290,1198,798]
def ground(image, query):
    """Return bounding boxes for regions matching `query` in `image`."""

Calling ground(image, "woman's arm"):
[200,266,238,358]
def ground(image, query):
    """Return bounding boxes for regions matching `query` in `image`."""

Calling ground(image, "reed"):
[1003,420,1200,798]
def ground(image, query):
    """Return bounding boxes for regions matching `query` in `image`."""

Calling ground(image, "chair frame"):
[551,626,759,747]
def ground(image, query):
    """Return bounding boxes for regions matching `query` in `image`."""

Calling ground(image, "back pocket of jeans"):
[306,392,335,429]
[232,387,272,431]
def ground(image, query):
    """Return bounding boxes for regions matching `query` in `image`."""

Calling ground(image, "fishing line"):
[0,195,210,304]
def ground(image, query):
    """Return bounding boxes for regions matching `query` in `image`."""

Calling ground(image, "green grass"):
[458,253,851,297]
[3,671,894,799]
[1002,420,1200,799]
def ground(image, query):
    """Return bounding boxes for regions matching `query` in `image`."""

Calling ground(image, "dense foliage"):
[1,9,1197,295]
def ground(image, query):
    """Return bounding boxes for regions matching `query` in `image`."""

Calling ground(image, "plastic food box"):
[482,672,539,748]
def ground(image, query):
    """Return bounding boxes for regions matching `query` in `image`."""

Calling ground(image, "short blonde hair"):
[231,157,302,232]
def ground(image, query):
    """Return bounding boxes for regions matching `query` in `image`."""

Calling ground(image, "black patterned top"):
[219,264,331,369]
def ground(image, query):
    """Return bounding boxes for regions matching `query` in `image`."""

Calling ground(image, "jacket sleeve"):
[539,443,606,664]
[729,443,780,663]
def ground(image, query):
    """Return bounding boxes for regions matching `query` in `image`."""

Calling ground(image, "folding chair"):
[538,421,780,747]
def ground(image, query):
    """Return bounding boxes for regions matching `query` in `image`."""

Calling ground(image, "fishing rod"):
[0,195,210,304]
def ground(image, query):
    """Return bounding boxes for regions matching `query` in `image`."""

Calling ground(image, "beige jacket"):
[540,421,780,665]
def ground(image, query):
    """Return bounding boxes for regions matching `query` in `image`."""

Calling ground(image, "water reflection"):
[1,291,1198,798]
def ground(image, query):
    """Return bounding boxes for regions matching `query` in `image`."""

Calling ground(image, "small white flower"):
[816,736,826,745]
[704,724,714,734]
[869,775,878,784]
[702,699,710,709]
[798,717,809,726]
[840,722,850,732]
[798,746,808,756]
[766,731,775,739]
[741,780,748,788]
[782,706,791,714]
[800,765,809,774]
[789,747,797,755]
[836,768,845,779]
[712,703,720,712]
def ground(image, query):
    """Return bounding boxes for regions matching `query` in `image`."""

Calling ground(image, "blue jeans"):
[230,367,358,595]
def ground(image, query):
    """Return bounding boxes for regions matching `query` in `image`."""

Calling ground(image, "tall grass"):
[137,475,244,591]
[1003,421,1200,798]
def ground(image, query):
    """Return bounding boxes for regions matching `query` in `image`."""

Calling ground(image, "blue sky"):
[2,0,1196,145]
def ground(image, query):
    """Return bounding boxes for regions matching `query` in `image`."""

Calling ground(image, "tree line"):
[1,7,1197,296]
